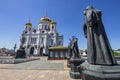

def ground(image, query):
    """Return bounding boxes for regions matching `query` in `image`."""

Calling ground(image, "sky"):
[0,0,120,50]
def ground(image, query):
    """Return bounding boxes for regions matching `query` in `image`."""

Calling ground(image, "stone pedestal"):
[79,62,120,80]
[15,48,26,58]
[69,58,84,79]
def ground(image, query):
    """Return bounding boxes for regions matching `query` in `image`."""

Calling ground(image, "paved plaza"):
[0,57,76,80]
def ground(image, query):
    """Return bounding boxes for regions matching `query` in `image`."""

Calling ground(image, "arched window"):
[52,26,54,30]
[48,26,50,30]
[39,25,42,30]
[45,25,47,29]
[30,37,37,44]
[58,41,61,45]
[41,37,44,44]
[39,25,41,28]
[51,39,54,45]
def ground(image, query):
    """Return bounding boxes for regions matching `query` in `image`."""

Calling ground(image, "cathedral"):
[19,15,63,56]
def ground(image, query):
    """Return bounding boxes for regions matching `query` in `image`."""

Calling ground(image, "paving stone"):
[0,57,74,80]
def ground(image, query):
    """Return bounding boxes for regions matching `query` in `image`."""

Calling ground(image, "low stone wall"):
[0,57,40,64]
[115,56,120,61]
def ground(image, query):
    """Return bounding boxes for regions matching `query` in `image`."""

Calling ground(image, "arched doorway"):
[30,47,34,55]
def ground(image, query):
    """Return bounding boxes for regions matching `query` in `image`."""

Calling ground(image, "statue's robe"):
[84,9,117,65]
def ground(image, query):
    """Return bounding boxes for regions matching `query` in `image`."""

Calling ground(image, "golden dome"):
[1,47,7,50]
[40,16,51,22]
[25,21,32,26]
[51,20,56,24]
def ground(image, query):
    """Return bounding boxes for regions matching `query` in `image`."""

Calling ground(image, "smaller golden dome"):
[1,47,7,50]
[51,20,56,24]
[25,21,32,26]
[40,16,51,22]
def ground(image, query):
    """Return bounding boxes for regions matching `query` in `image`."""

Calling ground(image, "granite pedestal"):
[0,58,40,64]
[79,62,120,80]
[69,58,84,79]
[15,48,26,58]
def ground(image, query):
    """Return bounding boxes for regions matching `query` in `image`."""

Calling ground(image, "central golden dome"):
[40,16,51,22]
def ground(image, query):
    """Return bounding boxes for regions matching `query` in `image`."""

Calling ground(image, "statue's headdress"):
[86,6,94,10]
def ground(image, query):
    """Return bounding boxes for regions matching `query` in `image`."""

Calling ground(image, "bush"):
[113,51,119,56]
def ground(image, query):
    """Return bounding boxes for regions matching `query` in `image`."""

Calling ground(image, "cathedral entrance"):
[40,47,43,56]
[30,47,34,55]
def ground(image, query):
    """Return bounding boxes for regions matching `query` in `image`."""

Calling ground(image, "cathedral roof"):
[51,20,56,24]
[1,47,8,50]
[49,46,68,50]
[40,16,56,24]
[40,16,51,22]
[25,20,32,26]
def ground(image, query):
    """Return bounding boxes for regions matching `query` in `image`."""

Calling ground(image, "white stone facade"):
[19,16,63,55]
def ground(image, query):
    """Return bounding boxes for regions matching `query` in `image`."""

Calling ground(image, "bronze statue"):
[15,33,26,58]
[83,6,117,65]
[71,36,81,59]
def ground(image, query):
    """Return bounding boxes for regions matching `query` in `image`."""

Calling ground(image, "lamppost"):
[13,44,17,53]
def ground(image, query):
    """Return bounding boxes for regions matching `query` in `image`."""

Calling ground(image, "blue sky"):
[0,0,120,50]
